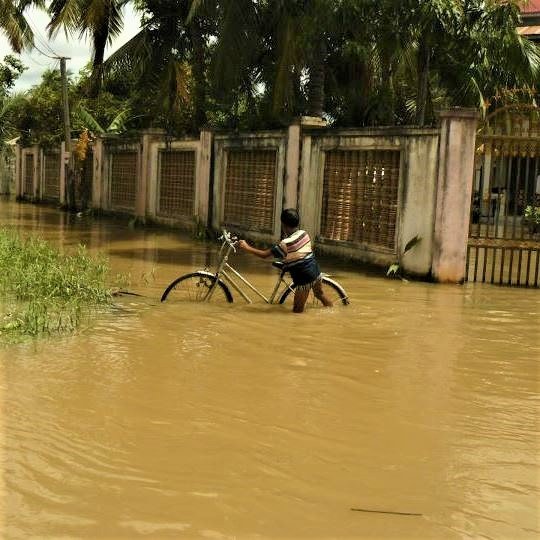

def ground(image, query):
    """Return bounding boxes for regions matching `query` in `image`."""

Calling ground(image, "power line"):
[30,41,58,60]
[23,12,65,61]
[24,53,48,68]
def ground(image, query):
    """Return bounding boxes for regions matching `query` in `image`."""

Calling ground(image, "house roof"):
[522,0,540,14]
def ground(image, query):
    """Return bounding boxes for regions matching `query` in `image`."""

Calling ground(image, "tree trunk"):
[90,24,108,98]
[307,40,326,118]
[415,32,431,126]
[189,17,207,131]
[381,54,395,125]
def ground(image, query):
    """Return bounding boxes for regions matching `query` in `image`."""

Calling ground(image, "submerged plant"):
[386,235,422,280]
[0,229,119,341]
[524,205,540,225]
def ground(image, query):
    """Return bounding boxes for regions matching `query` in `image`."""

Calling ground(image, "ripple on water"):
[1,198,539,539]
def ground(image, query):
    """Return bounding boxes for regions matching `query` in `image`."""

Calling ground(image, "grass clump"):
[0,229,117,341]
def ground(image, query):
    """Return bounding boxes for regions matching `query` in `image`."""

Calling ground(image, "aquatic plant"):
[0,229,116,341]
[386,235,422,280]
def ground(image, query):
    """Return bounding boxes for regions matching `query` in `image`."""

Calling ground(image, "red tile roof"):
[522,0,540,14]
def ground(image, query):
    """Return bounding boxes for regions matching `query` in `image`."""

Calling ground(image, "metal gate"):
[467,105,540,287]
[43,152,60,201]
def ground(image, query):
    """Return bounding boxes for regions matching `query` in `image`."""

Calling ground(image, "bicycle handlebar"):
[219,229,238,251]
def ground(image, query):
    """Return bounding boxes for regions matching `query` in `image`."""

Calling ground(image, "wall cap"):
[439,108,479,120]
[298,116,328,128]
[140,128,166,135]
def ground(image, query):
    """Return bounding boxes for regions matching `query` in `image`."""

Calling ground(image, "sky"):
[0,6,141,91]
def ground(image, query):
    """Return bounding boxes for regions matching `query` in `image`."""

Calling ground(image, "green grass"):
[0,229,120,341]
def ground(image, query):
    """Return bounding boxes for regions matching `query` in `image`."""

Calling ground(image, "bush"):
[0,229,116,340]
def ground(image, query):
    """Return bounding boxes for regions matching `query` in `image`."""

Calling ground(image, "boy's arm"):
[237,240,272,259]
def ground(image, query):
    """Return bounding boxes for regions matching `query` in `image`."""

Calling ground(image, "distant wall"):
[0,146,16,194]
[15,110,478,282]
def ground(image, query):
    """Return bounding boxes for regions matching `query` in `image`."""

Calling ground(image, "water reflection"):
[0,199,539,539]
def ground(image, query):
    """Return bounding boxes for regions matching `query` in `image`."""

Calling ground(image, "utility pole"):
[59,56,75,209]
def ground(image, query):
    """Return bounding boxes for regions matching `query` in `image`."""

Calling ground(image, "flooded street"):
[0,199,538,539]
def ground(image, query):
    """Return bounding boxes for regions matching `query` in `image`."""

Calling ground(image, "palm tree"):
[47,0,124,97]
[103,0,217,132]
[97,0,540,132]
[0,0,33,52]
[434,0,540,115]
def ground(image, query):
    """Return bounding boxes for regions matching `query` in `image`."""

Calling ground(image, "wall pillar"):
[14,145,22,197]
[138,129,165,220]
[284,121,301,209]
[297,133,318,236]
[198,129,213,227]
[32,144,40,200]
[137,133,150,219]
[38,146,45,201]
[431,108,479,283]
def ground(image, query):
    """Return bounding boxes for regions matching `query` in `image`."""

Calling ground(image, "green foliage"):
[386,235,422,279]
[47,0,125,96]
[6,64,134,146]
[73,104,132,135]
[5,0,540,139]
[0,229,120,341]
[0,0,33,52]
[403,235,422,254]
[0,55,25,99]
[6,69,70,147]
[524,205,540,225]
[0,55,26,146]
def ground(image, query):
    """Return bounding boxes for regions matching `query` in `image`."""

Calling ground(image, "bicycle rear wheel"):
[278,276,349,307]
[161,271,233,304]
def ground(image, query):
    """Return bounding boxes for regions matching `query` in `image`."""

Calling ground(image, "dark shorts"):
[286,256,322,288]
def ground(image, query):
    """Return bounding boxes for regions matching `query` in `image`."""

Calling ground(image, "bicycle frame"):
[205,231,294,304]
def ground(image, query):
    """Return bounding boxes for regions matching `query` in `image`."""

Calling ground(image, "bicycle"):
[160,230,349,307]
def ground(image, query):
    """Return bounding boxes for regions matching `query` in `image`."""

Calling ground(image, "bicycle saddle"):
[272,260,284,269]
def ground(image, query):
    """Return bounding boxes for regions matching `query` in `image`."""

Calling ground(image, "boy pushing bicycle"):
[237,209,333,313]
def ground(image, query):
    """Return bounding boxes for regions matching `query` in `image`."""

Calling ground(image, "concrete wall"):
[212,130,287,243]
[13,111,478,282]
[0,147,16,194]
[298,127,440,276]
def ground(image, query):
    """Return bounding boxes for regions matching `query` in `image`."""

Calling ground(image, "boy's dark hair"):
[281,208,300,228]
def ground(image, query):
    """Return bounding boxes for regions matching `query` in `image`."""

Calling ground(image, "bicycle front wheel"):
[278,276,349,307]
[160,271,233,304]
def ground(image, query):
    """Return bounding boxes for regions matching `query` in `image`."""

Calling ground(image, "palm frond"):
[83,0,124,43]
[103,29,151,78]
[0,1,33,51]
[47,0,83,37]
[211,0,259,92]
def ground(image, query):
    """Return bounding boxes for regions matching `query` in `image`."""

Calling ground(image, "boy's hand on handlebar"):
[237,240,249,250]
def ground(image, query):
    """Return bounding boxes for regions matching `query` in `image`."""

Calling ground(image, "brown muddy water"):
[0,199,538,539]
